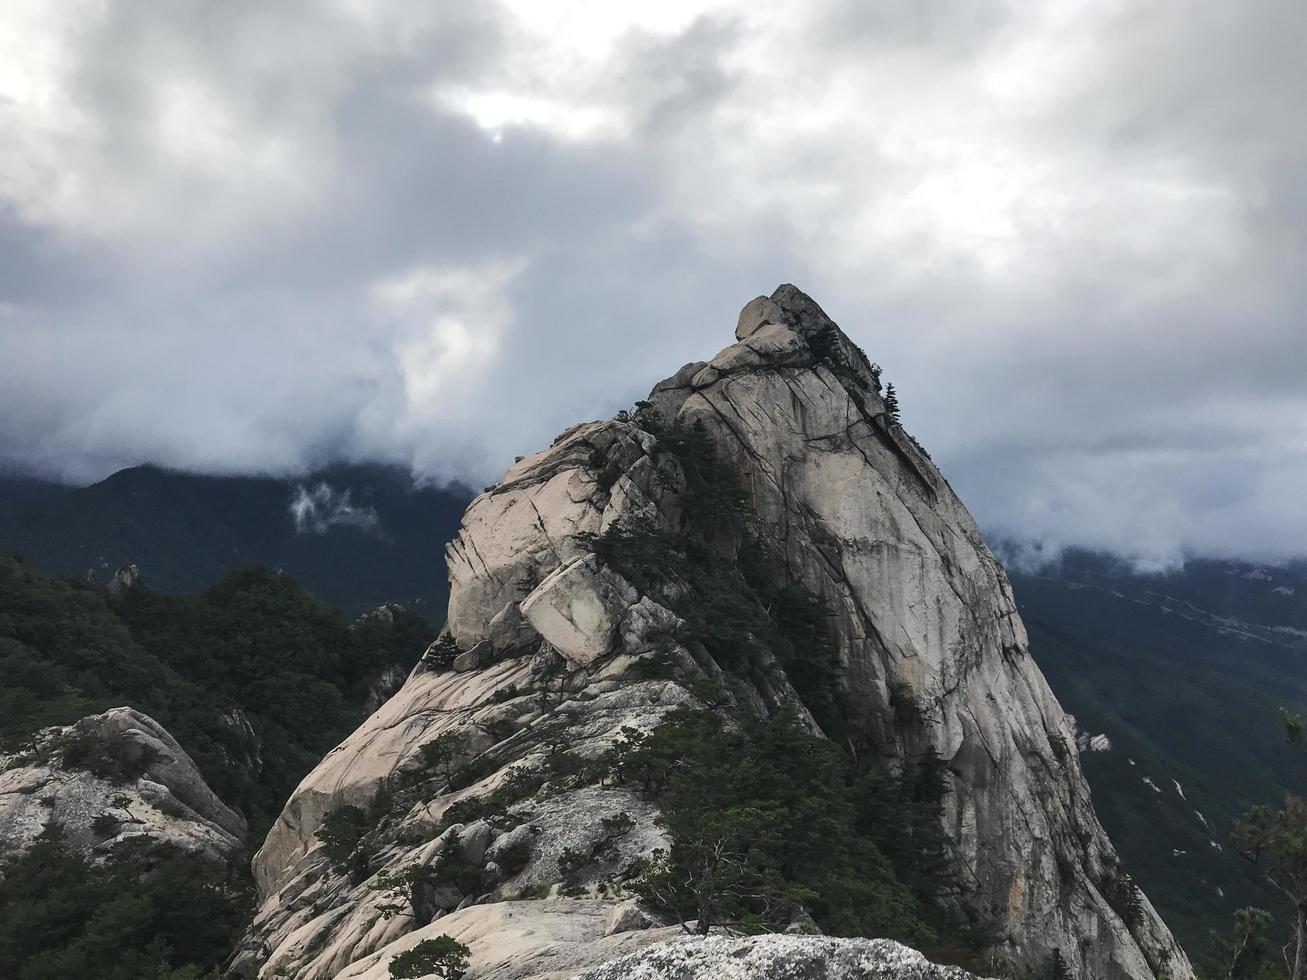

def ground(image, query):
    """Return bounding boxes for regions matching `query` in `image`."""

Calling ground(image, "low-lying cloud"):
[2,1,1305,566]
[289,484,382,537]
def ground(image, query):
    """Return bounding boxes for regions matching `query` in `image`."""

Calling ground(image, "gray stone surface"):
[520,556,636,666]
[573,935,988,980]
[0,707,245,867]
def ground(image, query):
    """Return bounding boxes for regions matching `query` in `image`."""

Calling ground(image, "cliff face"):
[643,287,1190,977]
[241,286,1190,980]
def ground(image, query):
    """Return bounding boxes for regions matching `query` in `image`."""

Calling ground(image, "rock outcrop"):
[573,935,989,980]
[336,919,987,980]
[0,706,246,866]
[241,286,1191,980]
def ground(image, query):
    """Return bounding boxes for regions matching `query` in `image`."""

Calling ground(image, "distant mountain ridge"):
[0,463,473,619]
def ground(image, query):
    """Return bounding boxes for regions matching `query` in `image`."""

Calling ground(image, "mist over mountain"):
[0,463,471,619]
[4,4,1307,568]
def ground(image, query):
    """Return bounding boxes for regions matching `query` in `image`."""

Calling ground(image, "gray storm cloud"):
[1,1,1305,567]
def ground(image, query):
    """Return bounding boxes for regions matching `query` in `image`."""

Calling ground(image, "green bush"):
[389,934,470,979]
[439,768,544,831]
[416,732,470,783]
[423,634,459,672]
[1208,907,1280,980]
[59,731,156,783]
[495,838,532,878]
[371,863,440,923]
[1098,862,1143,929]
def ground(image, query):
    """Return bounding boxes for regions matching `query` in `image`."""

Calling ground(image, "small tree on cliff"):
[884,383,902,424]
[1235,711,1307,980]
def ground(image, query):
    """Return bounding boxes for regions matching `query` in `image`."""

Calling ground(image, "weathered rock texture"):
[573,935,989,980]
[333,899,679,980]
[0,706,246,866]
[242,286,1191,980]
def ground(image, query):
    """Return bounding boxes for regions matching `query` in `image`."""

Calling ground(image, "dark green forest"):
[0,828,249,980]
[0,552,434,831]
[0,553,434,978]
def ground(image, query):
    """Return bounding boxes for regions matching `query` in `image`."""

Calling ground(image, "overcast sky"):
[2,1,1305,567]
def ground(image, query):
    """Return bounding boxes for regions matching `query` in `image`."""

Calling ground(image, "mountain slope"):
[1013,553,1307,964]
[0,463,471,619]
[0,554,438,977]
[239,287,1190,980]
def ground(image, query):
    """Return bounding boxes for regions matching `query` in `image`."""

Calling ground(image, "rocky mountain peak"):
[240,288,1191,980]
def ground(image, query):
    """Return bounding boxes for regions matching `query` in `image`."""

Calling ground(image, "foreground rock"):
[338,914,986,980]
[334,899,677,979]
[0,706,246,866]
[574,935,989,980]
[241,286,1191,980]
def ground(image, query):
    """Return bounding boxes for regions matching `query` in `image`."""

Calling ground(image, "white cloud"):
[289,482,382,535]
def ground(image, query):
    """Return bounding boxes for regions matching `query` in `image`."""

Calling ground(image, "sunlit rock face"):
[240,286,1191,980]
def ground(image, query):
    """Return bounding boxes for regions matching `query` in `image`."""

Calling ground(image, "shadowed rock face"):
[241,286,1190,980]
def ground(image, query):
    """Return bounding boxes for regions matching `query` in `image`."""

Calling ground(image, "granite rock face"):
[0,707,246,867]
[573,935,989,980]
[242,286,1191,980]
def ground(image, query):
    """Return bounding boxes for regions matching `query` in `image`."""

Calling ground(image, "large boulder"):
[520,555,637,666]
[0,707,245,867]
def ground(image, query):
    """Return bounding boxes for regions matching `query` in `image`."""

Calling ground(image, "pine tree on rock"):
[884,383,902,424]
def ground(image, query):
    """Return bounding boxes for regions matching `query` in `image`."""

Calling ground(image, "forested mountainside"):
[0,463,469,619]
[238,287,1188,980]
[1013,552,1307,965]
[0,554,435,978]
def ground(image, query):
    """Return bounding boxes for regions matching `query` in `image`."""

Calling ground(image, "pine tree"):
[1236,710,1307,980]
[389,935,470,979]
[1209,907,1279,980]
[884,383,902,424]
